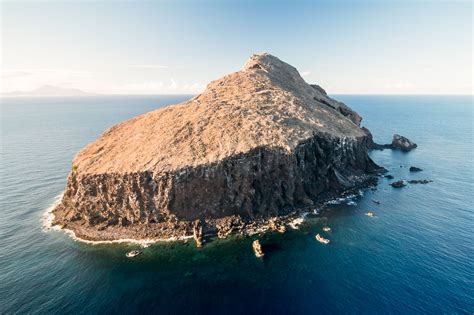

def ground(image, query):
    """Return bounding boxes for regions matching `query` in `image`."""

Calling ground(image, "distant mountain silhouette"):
[2,85,94,97]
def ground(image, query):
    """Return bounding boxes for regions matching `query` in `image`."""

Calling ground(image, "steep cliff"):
[53,53,381,241]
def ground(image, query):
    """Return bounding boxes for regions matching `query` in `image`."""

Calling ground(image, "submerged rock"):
[409,166,423,172]
[371,199,381,205]
[53,53,382,241]
[408,179,432,184]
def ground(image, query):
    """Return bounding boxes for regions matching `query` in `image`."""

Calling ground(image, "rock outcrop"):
[408,179,432,184]
[391,134,417,151]
[52,53,382,241]
[252,240,264,258]
[391,180,406,188]
[366,131,417,152]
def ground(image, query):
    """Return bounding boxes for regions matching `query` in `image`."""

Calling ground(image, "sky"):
[0,0,472,95]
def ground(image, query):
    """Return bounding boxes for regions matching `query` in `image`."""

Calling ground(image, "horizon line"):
[1,93,473,98]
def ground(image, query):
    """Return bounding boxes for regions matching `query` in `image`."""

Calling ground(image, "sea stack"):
[52,53,381,241]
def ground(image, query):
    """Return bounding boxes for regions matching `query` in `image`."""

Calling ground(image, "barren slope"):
[74,53,364,174]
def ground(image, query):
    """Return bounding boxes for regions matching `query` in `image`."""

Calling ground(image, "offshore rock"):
[391,180,406,188]
[365,130,417,152]
[390,134,417,151]
[408,179,432,184]
[52,53,381,241]
[252,240,264,258]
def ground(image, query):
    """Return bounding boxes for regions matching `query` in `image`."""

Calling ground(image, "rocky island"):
[52,53,384,242]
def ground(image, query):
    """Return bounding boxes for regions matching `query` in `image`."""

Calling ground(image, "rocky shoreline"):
[51,176,379,244]
[47,183,378,248]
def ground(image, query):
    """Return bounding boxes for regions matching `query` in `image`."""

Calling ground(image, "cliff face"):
[53,53,380,241]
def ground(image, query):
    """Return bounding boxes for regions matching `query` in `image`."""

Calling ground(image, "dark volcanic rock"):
[363,127,388,150]
[408,179,432,184]
[385,174,394,179]
[367,133,418,152]
[52,53,382,241]
[390,134,417,151]
[409,166,423,172]
[391,180,406,188]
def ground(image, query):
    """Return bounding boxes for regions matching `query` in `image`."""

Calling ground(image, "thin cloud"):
[169,78,177,89]
[1,71,32,79]
[129,64,169,69]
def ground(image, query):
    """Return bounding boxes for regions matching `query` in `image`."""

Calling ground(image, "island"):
[1,85,93,97]
[52,53,384,242]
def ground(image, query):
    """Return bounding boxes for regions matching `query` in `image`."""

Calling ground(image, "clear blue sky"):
[1,0,472,94]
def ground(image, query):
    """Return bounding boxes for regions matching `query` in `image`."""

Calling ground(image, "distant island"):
[2,85,94,97]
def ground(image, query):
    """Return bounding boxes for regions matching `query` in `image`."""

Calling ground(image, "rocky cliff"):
[53,53,381,241]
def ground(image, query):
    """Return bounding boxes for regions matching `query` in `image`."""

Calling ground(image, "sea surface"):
[0,95,472,314]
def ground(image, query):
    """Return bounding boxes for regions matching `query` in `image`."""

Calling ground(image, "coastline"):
[42,194,194,245]
[42,186,368,246]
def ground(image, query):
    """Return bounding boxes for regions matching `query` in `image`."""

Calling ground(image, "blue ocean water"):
[0,95,472,314]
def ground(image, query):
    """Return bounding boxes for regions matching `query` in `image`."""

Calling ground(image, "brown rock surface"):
[53,53,381,241]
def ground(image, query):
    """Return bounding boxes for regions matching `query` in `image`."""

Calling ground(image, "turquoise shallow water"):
[0,95,473,314]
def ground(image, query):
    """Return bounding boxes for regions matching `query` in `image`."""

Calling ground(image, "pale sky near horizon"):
[1,0,472,95]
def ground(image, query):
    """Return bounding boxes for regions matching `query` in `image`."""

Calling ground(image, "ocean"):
[0,95,472,314]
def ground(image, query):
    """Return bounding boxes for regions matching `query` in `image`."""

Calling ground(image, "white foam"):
[41,193,63,232]
[41,193,193,246]
[325,189,364,206]
[60,227,193,246]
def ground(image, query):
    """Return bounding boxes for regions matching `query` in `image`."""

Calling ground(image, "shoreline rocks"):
[193,220,203,248]
[268,218,286,233]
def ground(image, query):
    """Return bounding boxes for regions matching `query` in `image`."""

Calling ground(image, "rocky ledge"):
[52,53,383,242]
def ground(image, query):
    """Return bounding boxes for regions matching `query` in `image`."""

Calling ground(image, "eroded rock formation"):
[368,133,418,152]
[53,53,382,241]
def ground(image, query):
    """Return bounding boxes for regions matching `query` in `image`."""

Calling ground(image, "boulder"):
[409,166,423,172]
[193,220,203,248]
[252,240,264,258]
[268,218,286,233]
[391,180,406,188]
[391,134,417,151]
